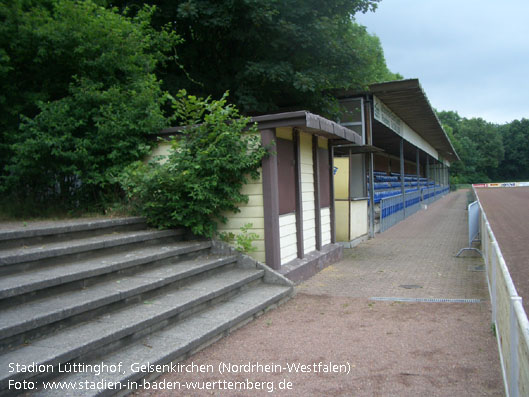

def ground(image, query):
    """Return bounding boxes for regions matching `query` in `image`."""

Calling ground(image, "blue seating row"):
[368,180,433,191]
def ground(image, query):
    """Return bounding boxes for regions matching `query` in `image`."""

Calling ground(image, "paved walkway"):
[298,190,487,300]
[137,190,504,396]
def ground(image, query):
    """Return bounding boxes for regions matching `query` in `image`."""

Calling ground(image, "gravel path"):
[134,190,504,396]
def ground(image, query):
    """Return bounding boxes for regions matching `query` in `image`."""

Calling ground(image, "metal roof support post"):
[433,161,436,184]
[437,162,440,187]
[368,153,375,237]
[329,143,337,243]
[426,154,430,203]
[348,148,353,242]
[416,147,420,188]
[434,161,438,196]
[400,138,406,218]
[364,97,375,238]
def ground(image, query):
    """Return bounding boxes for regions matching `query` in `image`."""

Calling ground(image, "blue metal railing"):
[379,186,448,232]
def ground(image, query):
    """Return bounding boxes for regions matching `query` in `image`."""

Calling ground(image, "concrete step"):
[36,283,292,397]
[0,253,238,344]
[0,268,269,390]
[0,240,212,300]
[0,217,147,250]
[0,218,295,396]
[0,229,183,268]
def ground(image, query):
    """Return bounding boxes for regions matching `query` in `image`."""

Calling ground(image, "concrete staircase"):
[0,218,293,396]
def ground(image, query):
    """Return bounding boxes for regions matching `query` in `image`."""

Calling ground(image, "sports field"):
[475,186,529,314]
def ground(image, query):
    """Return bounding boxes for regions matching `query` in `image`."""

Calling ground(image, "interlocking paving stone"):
[298,191,488,300]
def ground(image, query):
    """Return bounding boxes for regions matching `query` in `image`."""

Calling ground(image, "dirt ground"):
[134,293,502,397]
[476,187,529,314]
[133,191,503,397]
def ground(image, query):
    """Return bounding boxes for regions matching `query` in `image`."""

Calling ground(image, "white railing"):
[475,187,529,397]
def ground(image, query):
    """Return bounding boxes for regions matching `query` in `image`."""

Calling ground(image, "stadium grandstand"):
[154,78,459,280]
[333,78,459,245]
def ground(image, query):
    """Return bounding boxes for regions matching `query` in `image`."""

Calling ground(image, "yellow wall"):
[216,172,266,263]
[276,127,293,140]
[335,199,368,242]
[334,157,349,200]
[147,139,266,263]
[146,141,172,163]
[334,201,348,242]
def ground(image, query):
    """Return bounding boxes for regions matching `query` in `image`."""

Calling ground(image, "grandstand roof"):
[368,79,459,162]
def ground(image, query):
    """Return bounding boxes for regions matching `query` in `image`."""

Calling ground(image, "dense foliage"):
[438,111,529,184]
[106,0,398,117]
[119,92,267,237]
[0,0,179,214]
[497,119,529,181]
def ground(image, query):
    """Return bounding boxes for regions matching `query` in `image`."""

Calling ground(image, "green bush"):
[0,0,180,215]
[119,91,268,237]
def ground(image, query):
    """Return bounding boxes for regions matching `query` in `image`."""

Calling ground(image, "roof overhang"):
[368,79,459,162]
[251,111,363,145]
[158,111,363,146]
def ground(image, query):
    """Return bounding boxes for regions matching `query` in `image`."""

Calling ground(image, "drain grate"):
[370,297,482,303]
[399,284,422,289]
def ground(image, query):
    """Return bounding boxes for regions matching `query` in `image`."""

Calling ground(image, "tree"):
[497,119,529,181]
[438,110,504,184]
[107,0,396,117]
[0,0,180,214]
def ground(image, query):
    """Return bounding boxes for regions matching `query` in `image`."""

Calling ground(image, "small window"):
[340,99,362,124]
[338,98,365,144]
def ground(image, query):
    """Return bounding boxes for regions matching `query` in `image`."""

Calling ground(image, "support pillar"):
[260,129,281,270]
[400,138,405,217]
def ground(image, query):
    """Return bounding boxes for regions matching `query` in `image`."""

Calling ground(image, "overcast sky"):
[355,0,529,124]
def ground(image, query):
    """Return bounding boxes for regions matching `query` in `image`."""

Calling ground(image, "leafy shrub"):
[219,223,260,253]
[0,0,180,214]
[119,91,268,237]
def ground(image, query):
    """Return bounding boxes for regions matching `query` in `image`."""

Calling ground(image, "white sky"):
[355,0,529,124]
